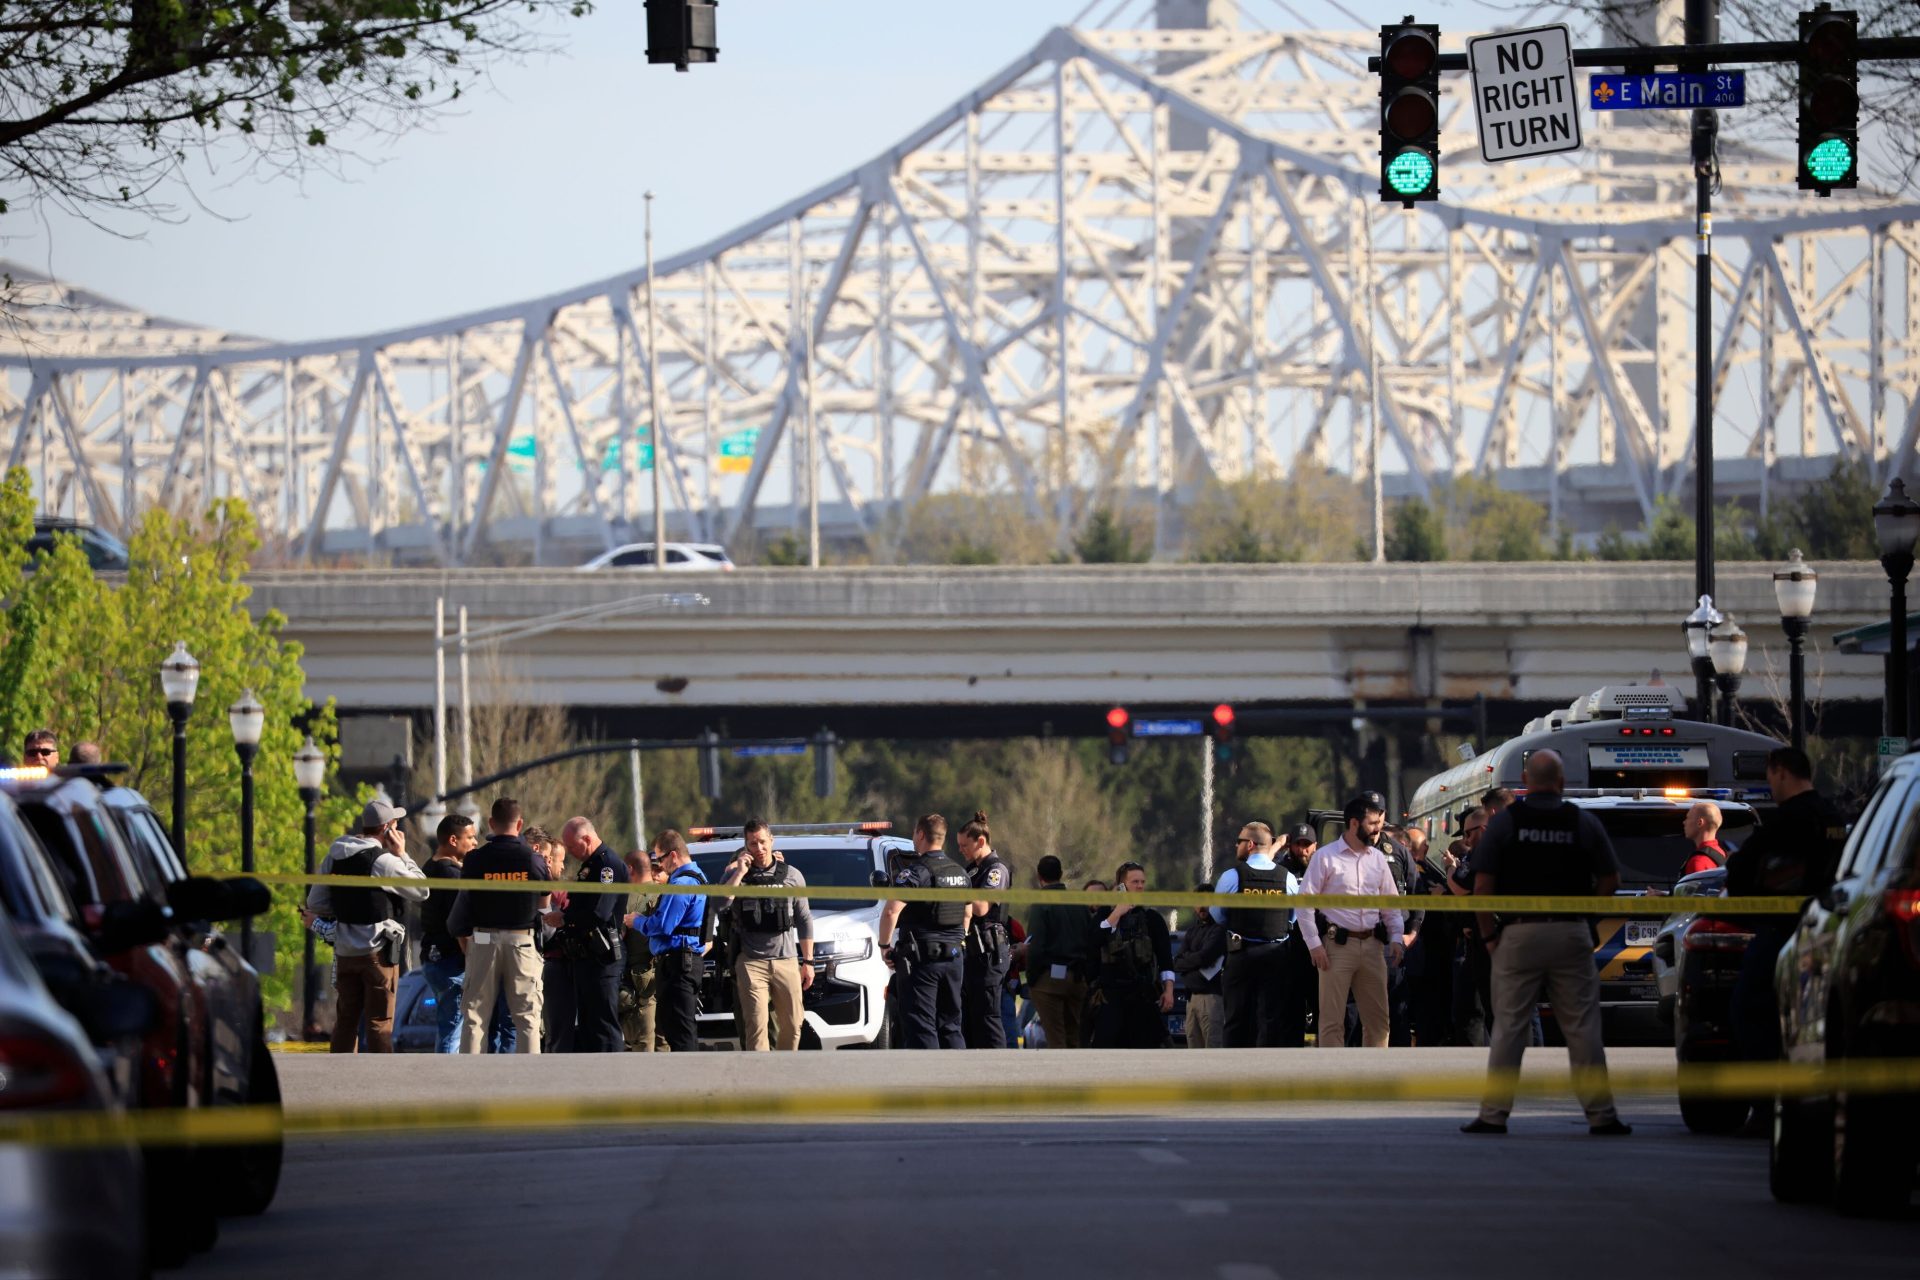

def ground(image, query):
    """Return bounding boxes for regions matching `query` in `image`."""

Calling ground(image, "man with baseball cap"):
[305,797,429,1053]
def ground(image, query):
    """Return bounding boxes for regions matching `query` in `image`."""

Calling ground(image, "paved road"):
[180,1049,1914,1278]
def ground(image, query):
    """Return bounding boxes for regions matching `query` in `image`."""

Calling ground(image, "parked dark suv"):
[1769,753,1920,1217]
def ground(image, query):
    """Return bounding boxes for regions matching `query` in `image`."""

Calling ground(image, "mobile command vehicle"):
[686,823,903,1049]
[1408,684,1777,1042]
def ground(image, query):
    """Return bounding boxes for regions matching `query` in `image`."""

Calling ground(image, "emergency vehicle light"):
[0,766,50,782]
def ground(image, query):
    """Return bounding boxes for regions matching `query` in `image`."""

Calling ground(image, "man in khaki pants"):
[1296,793,1404,1048]
[451,798,550,1053]
[717,819,814,1050]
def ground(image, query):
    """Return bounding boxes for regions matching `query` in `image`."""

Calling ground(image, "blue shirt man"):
[634,832,708,1053]
[639,855,708,954]
[1212,823,1297,928]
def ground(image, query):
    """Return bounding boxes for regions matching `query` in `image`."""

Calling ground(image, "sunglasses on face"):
[24,747,54,758]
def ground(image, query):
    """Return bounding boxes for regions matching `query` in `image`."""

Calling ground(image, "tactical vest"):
[1101,912,1158,988]
[330,846,399,926]
[1224,860,1292,940]
[970,854,1010,926]
[733,861,796,935]
[902,853,970,933]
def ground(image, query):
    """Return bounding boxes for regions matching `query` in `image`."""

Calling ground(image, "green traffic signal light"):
[1386,149,1435,197]
[1804,136,1854,185]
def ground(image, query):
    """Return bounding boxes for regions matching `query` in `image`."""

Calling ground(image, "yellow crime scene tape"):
[234,871,1809,916]
[4,1059,1918,1150]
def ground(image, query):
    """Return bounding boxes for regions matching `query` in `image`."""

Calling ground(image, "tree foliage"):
[1445,474,1549,562]
[0,472,360,1011]
[0,2,591,223]
[1073,505,1151,564]
[1185,472,1367,564]
[1384,496,1447,562]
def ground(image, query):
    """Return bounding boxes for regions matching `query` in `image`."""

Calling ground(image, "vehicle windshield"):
[692,844,878,911]
[1588,806,1755,887]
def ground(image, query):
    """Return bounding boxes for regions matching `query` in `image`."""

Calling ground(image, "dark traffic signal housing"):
[1797,6,1859,193]
[1379,19,1441,206]
[1210,703,1235,763]
[646,0,719,72]
[1106,707,1131,766]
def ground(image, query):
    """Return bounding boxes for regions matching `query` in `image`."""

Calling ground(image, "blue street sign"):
[731,743,808,758]
[1132,718,1205,738]
[1589,72,1744,111]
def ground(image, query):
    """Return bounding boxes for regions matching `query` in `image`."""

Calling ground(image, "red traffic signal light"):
[1106,706,1130,731]
[1382,25,1437,79]
[1209,703,1235,762]
[1211,704,1235,728]
[1106,707,1131,765]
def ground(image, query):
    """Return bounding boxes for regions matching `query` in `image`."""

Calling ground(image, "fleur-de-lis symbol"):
[1593,81,1615,104]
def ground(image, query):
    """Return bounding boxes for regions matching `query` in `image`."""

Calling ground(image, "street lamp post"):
[1872,478,1920,742]
[1708,613,1748,729]
[229,690,265,963]
[1683,594,1723,722]
[293,736,326,1041]
[1773,549,1819,753]
[158,642,199,856]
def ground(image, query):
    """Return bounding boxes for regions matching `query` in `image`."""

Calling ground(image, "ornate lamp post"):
[158,642,199,856]
[1708,613,1748,728]
[293,735,326,1040]
[1772,549,1818,753]
[228,690,265,962]
[1872,478,1920,742]
[1683,594,1723,722]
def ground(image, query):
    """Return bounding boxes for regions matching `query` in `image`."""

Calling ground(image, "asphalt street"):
[178,1049,1916,1279]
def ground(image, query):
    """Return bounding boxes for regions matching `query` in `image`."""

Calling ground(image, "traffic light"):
[1379,20,1441,206]
[698,728,722,800]
[812,728,837,799]
[645,1,719,72]
[1106,707,1130,766]
[1797,6,1858,194]
[1209,703,1236,764]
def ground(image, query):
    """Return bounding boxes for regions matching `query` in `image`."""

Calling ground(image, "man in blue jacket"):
[634,829,707,1052]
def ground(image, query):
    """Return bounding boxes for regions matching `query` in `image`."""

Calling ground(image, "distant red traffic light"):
[1212,704,1234,727]
[1107,706,1131,730]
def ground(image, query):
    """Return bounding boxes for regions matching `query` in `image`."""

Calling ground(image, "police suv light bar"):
[687,821,892,839]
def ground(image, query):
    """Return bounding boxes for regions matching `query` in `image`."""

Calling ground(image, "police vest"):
[902,853,970,934]
[1100,912,1158,988]
[970,854,1011,926]
[330,846,400,925]
[1224,861,1292,940]
[733,861,796,935]
[1500,799,1593,901]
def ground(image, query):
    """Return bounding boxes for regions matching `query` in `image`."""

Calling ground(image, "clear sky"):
[1,0,1516,342]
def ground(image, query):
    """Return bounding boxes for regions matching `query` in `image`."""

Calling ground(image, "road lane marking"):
[1136,1146,1188,1165]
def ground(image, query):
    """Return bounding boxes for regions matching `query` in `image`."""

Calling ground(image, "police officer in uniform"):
[1366,815,1423,1047]
[1460,750,1630,1135]
[957,811,1013,1048]
[635,829,707,1053]
[1213,822,1297,1048]
[449,797,550,1053]
[1723,745,1846,1063]
[544,817,630,1052]
[878,814,970,1049]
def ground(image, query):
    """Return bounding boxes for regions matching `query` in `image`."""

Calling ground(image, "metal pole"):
[804,265,820,569]
[167,704,189,856]
[301,794,318,1039]
[433,596,447,803]
[645,191,666,571]
[238,752,257,962]
[1688,0,1718,622]
[1892,570,1911,741]
[1785,616,1809,753]
[1199,737,1214,883]
[628,746,646,852]
[458,605,473,794]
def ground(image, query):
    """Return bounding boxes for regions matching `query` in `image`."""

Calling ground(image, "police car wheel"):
[1832,1089,1914,1217]
[862,1006,891,1049]
[1769,1094,1831,1204]
[215,1037,284,1216]
[1677,1092,1747,1135]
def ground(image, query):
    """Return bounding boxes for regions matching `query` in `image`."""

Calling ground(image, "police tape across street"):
[233,870,1810,916]
[3,1056,1919,1151]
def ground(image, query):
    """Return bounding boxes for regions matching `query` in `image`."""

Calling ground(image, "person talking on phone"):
[305,798,429,1054]
[716,819,814,1051]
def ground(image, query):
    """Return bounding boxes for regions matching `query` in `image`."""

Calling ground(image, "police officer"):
[718,818,815,1051]
[1371,816,1423,1047]
[1277,822,1319,1045]
[1212,822,1297,1048]
[1091,862,1175,1047]
[541,817,629,1052]
[957,810,1013,1048]
[449,797,550,1054]
[634,829,707,1053]
[1724,745,1846,1064]
[878,813,970,1049]
[1460,750,1630,1135]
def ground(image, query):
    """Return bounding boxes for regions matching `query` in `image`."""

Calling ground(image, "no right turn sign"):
[1467,24,1582,163]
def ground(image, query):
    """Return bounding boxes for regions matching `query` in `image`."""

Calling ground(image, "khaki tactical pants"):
[1478,921,1619,1126]
[735,956,804,1050]
[461,930,543,1054]
[1184,992,1224,1049]
[332,955,397,1053]
[1315,935,1389,1048]
[1030,972,1087,1049]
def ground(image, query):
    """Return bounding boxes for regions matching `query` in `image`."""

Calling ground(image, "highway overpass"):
[250,561,1889,739]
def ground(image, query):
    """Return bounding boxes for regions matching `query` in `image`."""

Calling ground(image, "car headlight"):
[814,936,873,963]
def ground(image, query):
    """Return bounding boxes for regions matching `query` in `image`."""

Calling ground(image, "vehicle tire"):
[1832,1089,1913,1218]
[215,1038,283,1217]
[1676,1035,1749,1134]
[860,1005,891,1050]
[1769,1093,1831,1204]
[146,1145,219,1267]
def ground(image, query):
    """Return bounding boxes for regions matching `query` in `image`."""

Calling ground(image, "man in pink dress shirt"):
[1296,793,1404,1048]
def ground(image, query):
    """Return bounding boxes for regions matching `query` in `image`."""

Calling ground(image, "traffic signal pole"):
[1687,0,1718,676]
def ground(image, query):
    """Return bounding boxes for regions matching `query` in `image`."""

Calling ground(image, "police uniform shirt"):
[1724,790,1847,902]
[1470,794,1618,914]
[457,834,549,930]
[969,854,1011,926]
[562,844,630,931]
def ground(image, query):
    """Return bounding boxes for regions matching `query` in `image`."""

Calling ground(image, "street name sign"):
[1132,718,1204,738]
[1467,24,1581,163]
[1589,72,1746,111]
[732,743,808,758]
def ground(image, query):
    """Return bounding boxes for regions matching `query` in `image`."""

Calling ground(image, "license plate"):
[1624,922,1660,947]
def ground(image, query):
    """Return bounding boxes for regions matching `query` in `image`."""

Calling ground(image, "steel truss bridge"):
[3,1,1918,564]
